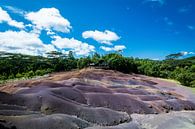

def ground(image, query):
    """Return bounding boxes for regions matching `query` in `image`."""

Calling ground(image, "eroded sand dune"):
[0,68,195,129]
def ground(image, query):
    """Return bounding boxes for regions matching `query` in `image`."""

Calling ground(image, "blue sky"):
[0,0,194,59]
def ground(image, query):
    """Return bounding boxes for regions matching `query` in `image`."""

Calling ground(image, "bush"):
[8,74,15,79]
[16,73,23,78]
[25,71,34,78]
[46,68,54,73]
[35,70,45,76]
[190,65,195,72]
[77,57,91,69]
[190,80,195,87]
[0,75,6,80]
[176,72,195,87]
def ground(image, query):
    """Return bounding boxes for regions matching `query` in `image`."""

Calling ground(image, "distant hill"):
[183,56,195,63]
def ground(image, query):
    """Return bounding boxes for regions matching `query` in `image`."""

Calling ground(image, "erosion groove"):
[0,68,195,129]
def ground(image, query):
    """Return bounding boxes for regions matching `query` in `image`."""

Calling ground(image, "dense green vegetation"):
[0,51,195,87]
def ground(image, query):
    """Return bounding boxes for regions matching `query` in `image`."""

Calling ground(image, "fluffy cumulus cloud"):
[0,6,97,56]
[82,30,120,45]
[0,30,56,55]
[51,36,95,56]
[0,6,126,56]
[0,7,24,29]
[100,45,126,52]
[25,8,72,34]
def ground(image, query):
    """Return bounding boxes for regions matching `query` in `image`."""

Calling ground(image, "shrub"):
[35,70,45,76]
[25,71,34,78]
[16,73,23,78]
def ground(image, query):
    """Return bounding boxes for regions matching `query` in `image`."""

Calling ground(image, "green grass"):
[189,87,195,94]
[0,74,49,86]
[158,78,195,94]
[158,78,180,84]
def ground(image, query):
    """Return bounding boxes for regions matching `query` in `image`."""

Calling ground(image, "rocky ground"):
[0,68,195,129]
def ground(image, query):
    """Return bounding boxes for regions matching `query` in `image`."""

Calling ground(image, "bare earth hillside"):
[0,68,195,129]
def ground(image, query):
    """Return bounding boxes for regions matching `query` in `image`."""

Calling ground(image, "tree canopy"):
[0,51,195,87]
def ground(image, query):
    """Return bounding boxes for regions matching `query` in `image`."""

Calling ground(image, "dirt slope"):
[0,68,195,129]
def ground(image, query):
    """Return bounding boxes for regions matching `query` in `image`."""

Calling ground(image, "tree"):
[0,51,195,87]
[107,55,136,73]
[77,56,92,69]
[190,65,195,72]
[91,52,101,66]
[68,51,75,60]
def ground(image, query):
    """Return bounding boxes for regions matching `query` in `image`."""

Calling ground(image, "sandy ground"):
[0,68,195,129]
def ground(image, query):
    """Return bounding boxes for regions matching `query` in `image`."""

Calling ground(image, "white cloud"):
[0,7,24,29]
[51,36,95,56]
[4,6,26,16]
[100,45,126,52]
[144,0,165,6]
[25,8,72,35]
[164,17,173,26]
[178,8,189,13]
[181,51,195,56]
[187,25,195,30]
[152,58,160,60]
[178,6,191,13]
[0,7,96,56]
[82,30,120,45]
[0,30,56,56]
